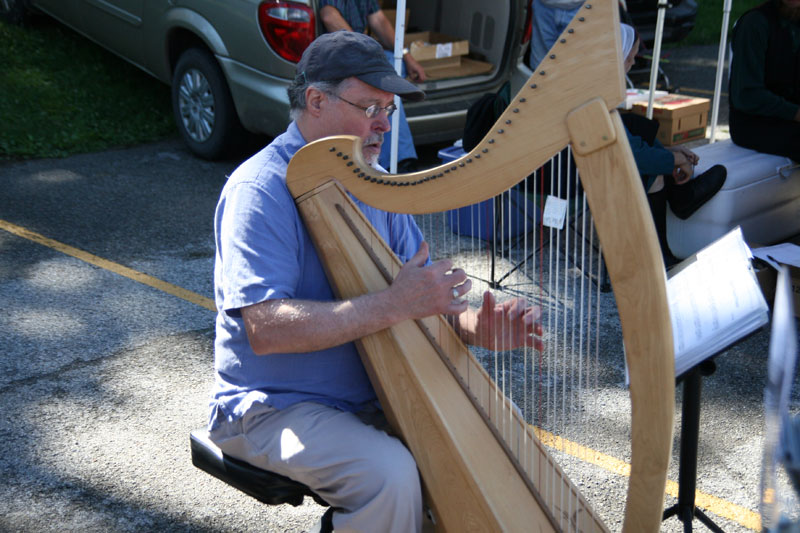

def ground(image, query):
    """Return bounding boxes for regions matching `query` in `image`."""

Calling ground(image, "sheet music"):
[667,227,770,377]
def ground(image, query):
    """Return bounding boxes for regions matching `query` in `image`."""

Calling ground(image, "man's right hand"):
[389,242,470,320]
[403,54,427,82]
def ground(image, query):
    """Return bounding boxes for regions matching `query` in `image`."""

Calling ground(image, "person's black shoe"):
[667,164,727,220]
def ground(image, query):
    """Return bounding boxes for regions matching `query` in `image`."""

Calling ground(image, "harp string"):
[415,146,614,529]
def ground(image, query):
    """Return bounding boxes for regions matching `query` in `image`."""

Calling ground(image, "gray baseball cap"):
[296,31,425,102]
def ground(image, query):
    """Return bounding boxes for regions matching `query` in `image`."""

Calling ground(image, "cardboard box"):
[404,31,469,63]
[424,57,494,79]
[422,57,493,80]
[755,261,777,305]
[632,94,711,146]
[402,31,490,80]
[621,88,667,110]
[792,266,800,318]
[788,237,800,316]
[419,54,462,71]
[754,262,800,318]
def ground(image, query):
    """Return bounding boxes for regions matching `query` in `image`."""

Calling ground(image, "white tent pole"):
[709,0,733,144]
[646,0,668,120]
[390,0,407,174]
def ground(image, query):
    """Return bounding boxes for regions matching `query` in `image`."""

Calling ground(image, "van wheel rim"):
[178,68,215,143]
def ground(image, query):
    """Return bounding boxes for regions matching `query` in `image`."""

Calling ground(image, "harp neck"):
[286,0,624,213]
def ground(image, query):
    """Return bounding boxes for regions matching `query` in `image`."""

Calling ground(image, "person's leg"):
[730,110,800,162]
[528,0,582,70]
[210,401,423,533]
[529,0,559,70]
[380,50,418,171]
[646,188,678,267]
[553,3,581,37]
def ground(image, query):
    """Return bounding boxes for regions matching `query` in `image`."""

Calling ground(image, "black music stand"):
[471,192,535,290]
[484,188,611,293]
[663,358,726,533]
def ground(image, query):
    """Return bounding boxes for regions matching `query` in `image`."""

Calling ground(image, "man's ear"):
[305,87,326,118]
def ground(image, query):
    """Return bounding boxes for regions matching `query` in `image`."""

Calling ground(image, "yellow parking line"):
[1,218,759,529]
[0,218,215,312]
[535,427,760,530]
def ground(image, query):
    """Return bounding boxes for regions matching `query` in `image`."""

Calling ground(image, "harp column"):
[566,99,676,533]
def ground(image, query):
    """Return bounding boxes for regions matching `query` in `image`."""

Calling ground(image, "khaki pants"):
[209,401,423,533]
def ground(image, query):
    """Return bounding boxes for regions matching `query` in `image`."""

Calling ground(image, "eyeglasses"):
[335,95,397,118]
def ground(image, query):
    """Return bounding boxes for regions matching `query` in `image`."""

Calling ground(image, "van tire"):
[172,47,246,160]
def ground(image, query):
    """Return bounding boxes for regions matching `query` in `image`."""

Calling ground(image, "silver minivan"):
[3,0,531,159]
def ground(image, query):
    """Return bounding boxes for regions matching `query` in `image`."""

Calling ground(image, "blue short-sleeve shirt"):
[210,122,425,423]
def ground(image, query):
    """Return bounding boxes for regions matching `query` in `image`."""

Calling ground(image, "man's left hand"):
[472,291,543,351]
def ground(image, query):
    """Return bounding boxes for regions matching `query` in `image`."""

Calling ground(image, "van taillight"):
[258,2,316,63]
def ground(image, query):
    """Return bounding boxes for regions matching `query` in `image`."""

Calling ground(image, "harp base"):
[662,360,725,533]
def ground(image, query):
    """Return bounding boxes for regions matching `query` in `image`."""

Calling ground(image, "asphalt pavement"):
[0,142,328,532]
[0,44,796,533]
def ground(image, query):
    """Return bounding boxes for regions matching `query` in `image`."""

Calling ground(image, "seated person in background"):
[620,24,727,266]
[527,0,585,70]
[319,0,425,172]
[208,31,544,533]
[729,0,800,162]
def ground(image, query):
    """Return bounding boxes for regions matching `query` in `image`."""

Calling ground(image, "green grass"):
[0,15,175,161]
[678,0,762,46]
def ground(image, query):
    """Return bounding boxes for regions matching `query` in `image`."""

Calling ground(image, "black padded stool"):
[190,429,333,531]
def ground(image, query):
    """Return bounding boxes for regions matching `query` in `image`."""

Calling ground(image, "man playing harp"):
[207,31,544,533]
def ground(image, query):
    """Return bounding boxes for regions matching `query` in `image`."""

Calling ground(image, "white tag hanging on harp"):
[542,195,568,230]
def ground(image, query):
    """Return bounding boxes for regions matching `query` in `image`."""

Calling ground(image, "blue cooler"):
[438,144,538,241]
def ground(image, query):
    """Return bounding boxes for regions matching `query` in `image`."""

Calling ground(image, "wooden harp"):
[285,0,675,530]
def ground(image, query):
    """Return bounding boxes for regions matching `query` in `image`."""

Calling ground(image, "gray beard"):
[364,133,383,167]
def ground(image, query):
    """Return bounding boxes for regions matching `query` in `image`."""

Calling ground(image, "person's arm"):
[242,240,543,354]
[730,11,800,121]
[242,242,469,355]
[367,9,427,82]
[625,127,675,177]
[625,128,697,183]
[319,4,354,32]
